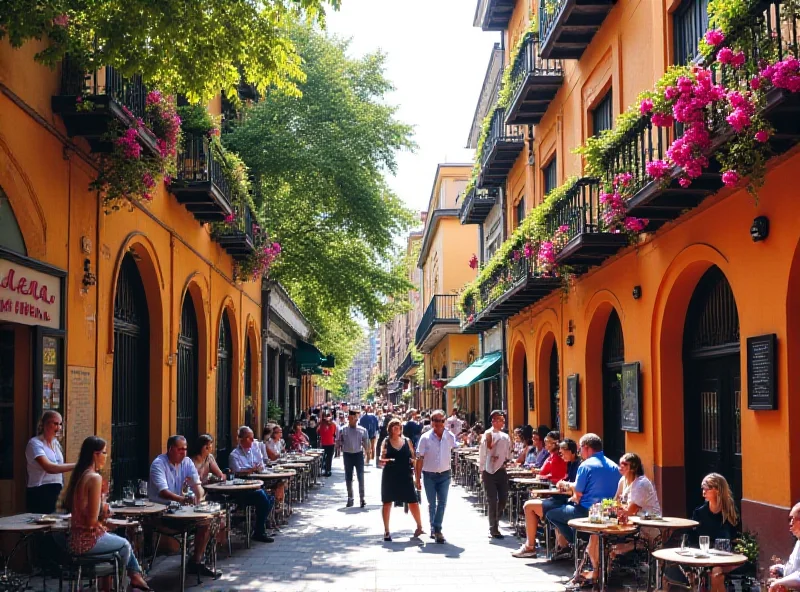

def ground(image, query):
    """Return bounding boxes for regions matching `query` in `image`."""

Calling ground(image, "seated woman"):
[63,436,151,591]
[512,437,578,559]
[515,425,536,465]
[512,427,526,459]
[289,422,310,452]
[190,434,225,483]
[531,425,551,469]
[469,423,484,446]
[692,473,739,592]
[263,425,286,504]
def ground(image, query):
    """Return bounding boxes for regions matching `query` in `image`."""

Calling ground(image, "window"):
[543,157,558,196]
[515,198,525,229]
[592,90,613,136]
[674,0,709,65]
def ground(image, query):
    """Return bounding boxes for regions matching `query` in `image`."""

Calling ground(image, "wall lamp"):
[81,258,97,289]
[566,335,575,347]
[632,285,642,300]
[750,216,769,242]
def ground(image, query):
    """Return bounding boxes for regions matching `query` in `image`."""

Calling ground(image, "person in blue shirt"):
[358,406,380,465]
[545,433,620,568]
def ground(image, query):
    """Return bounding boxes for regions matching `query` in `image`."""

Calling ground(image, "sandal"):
[413,526,424,538]
[383,532,392,542]
[565,574,595,590]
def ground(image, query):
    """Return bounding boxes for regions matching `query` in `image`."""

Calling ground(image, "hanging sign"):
[0,258,61,329]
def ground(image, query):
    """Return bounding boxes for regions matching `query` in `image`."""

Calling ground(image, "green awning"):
[445,352,502,389]
[297,340,325,369]
[321,354,335,368]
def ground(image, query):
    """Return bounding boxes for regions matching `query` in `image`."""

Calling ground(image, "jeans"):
[242,489,274,536]
[85,532,141,573]
[343,452,365,500]
[322,445,335,474]
[26,484,62,514]
[482,468,509,534]
[422,470,450,533]
[546,502,589,543]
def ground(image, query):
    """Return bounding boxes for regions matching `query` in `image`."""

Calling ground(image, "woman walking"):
[25,411,75,513]
[379,418,424,542]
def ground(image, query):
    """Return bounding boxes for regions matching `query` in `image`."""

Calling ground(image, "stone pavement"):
[141,455,573,591]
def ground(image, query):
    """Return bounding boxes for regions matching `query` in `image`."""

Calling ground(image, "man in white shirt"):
[769,503,800,592]
[479,410,512,539]
[228,426,275,543]
[445,408,463,437]
[414,409,458,544]
[148,435,220,577]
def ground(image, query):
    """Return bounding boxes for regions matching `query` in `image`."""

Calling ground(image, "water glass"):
[715,539,732,553]
[699,535,710,553]
[138,480,148,497]
[681,534,688,551]
[123,486,134,503]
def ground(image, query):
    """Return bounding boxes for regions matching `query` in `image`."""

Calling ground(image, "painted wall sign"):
[620,362,642,432]
[0,258,61,329]
[747,334,777,410]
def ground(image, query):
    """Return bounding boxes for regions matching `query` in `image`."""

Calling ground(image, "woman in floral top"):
[62,436,151,590]
[289,422,310,452]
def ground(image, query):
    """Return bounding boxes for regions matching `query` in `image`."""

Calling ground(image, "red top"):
[68,471,108,554]
[538,451,567,484]
[317,423,337,446]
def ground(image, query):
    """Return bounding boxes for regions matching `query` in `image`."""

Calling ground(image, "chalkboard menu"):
[567,374,579,429]
[528,382,535,411]
[747,333,777,410]
[620,362,642,432]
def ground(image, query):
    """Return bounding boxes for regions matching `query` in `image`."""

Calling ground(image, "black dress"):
[381,438,418,504]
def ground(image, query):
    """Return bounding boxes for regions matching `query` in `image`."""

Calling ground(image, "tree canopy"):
[0,0,340,102]
[224,26,416,390]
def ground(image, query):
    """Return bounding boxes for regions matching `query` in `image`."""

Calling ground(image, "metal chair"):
[60,552,121,592]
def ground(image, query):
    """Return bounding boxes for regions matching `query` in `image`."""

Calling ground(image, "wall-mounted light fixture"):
[81,258,97,289]
[750,216,769,242]
[632,285,642,300]
[566,335,575,347]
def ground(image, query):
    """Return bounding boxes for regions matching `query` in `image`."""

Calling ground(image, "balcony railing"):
[170,134,234,223]
[52,56,159,155]
[415,295,461,351]
[478,108,525,188]
[545,177,628,266]
[475,0,517,31]
[396,352,419,381]
[459,186,499,225]
[539,0,616,60]
[462,255,562,333]
[505,33,564,126]
[212,198,261,260]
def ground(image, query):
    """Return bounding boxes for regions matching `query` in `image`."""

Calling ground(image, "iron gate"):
[549,342,560,432]
[216,313,233,468]
[177,295,199,444]
[602,310,625,464]
[244,341,254,429]
[111,255,150,498]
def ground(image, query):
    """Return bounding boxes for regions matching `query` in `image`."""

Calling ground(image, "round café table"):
[652,547,747,592]
[248,471,297,520]
[204,481,264,555]
[629,516,699,589]
[569,518,640,591]
[158,506,223,592]
[0,513,64,575]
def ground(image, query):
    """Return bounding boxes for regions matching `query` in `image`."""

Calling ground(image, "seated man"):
[769,502,800,592]
[227,426,276,543]
[148,435,221,577]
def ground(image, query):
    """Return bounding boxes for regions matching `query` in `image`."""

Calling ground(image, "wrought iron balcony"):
[52,57,159,156]
[212,199,261,261]
[505,33,564,126]
[478,108,525,188]
[546,177,628,267]
[415,295,461,352]
[474,0,517,31]
[539,0,616,60]
[170,134,234,223]
[462,255,562,334]
[396,352,419,381]
[459,186,499,225]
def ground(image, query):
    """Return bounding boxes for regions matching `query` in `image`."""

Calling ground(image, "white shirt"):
[416,429,457,473]
[265,438,285,458]
[785,540,800,578]
[25,436,65,488]
[445,415,463,436]
[479,429,512,474]
[228,444,265,473]
[616,475,661,516]
[148,454,201,504]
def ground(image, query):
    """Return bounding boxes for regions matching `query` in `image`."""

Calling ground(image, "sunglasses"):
[431,419,445,423]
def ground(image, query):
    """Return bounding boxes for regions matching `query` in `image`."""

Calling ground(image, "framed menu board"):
[527,382,535,411]
[747,334,777,410]
[566,374,579,430]
[620,362,642,432]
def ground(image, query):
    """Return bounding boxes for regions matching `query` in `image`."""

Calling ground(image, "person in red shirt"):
[537,432,567,484]
[317,414,338,477]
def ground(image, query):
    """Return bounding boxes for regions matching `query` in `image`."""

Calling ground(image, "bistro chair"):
[59,552,121,592]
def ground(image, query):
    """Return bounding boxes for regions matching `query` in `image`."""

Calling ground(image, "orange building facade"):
[0,39,273,514]
[465,0,800,561]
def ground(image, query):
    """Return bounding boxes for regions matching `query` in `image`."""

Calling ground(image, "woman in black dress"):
[379,418,424,541]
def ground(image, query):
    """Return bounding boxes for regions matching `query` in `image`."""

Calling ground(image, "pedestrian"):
[376,412,393,467]
[304,415,319,448]
[379,418,424,542]
[358,405,380,465]
[414,409,457,543]
[402,408,423,449]
[26,410,75,513]
[317,413,337,477]
[445,407,463,436]
[337,409,370,508]
[479,409,512,539]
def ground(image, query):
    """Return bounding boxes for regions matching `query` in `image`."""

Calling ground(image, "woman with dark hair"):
[304,415,319,448]
[25,410,75,513]
[532,425,551,468]
[379,418,423,541]
[62,436,150,591]
[515,425,535,465]
[289,422,310,452]
[376,413,393,468]
[190,434,225,484]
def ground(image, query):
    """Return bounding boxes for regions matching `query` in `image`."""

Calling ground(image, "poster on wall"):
[620,362,642,432]
[747,333,777,410]
[528,382,535,411]
[566,374,579,430]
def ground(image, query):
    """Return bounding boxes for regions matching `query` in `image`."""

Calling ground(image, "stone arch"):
[179,273,211,435]
[0,134,47,259]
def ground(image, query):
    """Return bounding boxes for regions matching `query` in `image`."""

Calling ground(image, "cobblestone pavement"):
[141,457,573,591]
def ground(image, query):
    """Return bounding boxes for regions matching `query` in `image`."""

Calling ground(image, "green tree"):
[1,0,340,102]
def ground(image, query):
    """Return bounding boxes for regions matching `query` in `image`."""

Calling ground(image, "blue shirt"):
[574,452,620,509]
[534,448,550,469]
[358,413,380,439]
[148,454,201,505]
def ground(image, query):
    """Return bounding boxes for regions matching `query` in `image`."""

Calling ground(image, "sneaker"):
[553,545,574,561]
[434,532,446,544]
[252,533,275,543]
[346,498,354,508]
[511,544,538,558]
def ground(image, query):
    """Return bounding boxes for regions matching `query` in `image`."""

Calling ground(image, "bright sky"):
[326,0,499,215]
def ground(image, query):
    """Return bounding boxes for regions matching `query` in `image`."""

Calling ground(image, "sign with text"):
[66,366,94,462]
[566,374,579,430]
[620,362,642,432]
[0,258,61,329]
[747,334,777,410]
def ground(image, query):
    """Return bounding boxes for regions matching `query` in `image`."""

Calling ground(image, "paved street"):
[147,457,572,591]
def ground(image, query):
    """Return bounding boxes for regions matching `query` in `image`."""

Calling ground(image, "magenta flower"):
[651,112,674,127]
[639,98,654,115]
[717,47,734,65]
[142,172,156,189]
[755,130,770,143]
[614,172,633,187]
[145,90,163,107]
[523,242,535,259]
[664,86,679,101]
[646,160,670,180]
[750,77,762,90]
[558,224,569,234]
[731,51,746,68]
[704,29,725,47]
[722,170,740,187]
[116,128,141,159]
[468,254,478,269]
[224,213,237,225]
[623,217,648,233]
[53,14,69,27]
[726,108,751,133]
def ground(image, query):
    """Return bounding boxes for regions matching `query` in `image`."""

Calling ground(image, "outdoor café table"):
[629,515,699,588]
[279,463,311,502]
[651,547,747,592]
[569,517,640,591]
[0,513,63,575]
[248,471,297,518]
[158,505,222,592]
[204,480,263,554]
[108,501,166,572]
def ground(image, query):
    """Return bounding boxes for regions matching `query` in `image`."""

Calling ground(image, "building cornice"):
[417,209,460,268]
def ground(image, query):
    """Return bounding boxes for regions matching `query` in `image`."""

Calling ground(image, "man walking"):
[415,409,457,543]
[358,405,379,465]
[479,410,512,539]
[337,409,370,508]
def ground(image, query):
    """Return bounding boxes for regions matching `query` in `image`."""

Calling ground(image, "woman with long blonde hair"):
[690,473,739,592]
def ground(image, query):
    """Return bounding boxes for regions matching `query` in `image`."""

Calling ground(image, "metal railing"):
[480,108,525,168]
[215,198,260,245]
[544,177,607,242]
[174,134,232,200]
[59,55,148,120]
[507,32,564,100]
[600,115,670,194]
[459,186,499,221]
[396,352,419,380]
[415,295,460,346]
[539,0,566,50]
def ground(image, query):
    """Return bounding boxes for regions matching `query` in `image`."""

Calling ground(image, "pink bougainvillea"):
[722,170,740,187]
[704,29,725,47]
[468,254,478,269]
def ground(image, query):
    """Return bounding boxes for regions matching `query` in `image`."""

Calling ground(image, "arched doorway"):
[549,342,560,432]
[683,266,741,513]
[244,339,254,429]
[177,294,199,443]
[111,254,150,497]
[216,313,233,468]
[602,310,625,464]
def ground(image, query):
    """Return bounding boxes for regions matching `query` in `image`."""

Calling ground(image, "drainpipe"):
[260,277,271,429]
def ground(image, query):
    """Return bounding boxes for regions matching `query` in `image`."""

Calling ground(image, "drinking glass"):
[699,535,710,554]
[715,539,732,553]
[680,534,688,551]
[123,486,134,503]
[138,480,148,498]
